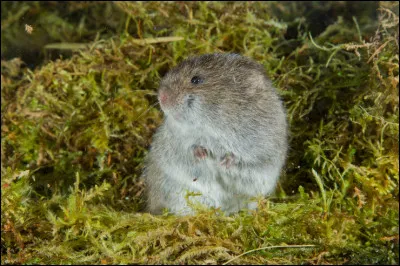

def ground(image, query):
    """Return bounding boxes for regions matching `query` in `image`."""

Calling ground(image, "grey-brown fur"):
[142,53,288,215]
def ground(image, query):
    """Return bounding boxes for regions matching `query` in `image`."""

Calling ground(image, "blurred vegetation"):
[1,1,399,264]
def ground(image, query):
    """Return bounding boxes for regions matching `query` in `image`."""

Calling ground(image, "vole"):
[143,53,288,215]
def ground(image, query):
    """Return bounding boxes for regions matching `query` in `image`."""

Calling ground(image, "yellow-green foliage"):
[1,1,398,264]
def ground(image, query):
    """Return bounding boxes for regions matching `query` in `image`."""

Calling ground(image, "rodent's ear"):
[191,76,204,85]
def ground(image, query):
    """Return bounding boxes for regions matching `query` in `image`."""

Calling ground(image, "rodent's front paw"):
[193,145,208,161]
[220,152,236,169]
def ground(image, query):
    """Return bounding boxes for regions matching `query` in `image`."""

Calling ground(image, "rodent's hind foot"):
[193,145,208,161]
[220,152,236,168]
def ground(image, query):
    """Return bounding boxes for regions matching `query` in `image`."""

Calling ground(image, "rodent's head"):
[158,53,270,125]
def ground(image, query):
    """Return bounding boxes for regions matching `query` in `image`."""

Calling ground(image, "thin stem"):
[223,244,316,265]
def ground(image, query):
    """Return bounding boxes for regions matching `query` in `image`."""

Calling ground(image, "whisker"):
[134,101,160,122]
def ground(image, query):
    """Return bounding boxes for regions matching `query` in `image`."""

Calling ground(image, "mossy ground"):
[1,1,399,264]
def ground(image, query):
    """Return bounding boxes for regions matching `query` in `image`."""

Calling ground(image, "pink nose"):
[159,91,168,106]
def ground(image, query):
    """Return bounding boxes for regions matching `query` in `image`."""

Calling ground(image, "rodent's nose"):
[159,91,169,106]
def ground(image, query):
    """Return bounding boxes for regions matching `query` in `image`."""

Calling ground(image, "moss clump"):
[1,1,398,264]
[1,1,128,67]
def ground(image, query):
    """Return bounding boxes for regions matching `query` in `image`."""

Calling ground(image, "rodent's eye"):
[191,76,204,85]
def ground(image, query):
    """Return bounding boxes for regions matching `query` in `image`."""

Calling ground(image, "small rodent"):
[143,53,288,215]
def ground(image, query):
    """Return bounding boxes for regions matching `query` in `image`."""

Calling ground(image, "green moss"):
[1,1,398,264]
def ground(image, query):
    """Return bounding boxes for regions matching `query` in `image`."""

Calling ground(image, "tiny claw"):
[193,145,208,161]
[220,152,236,168]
